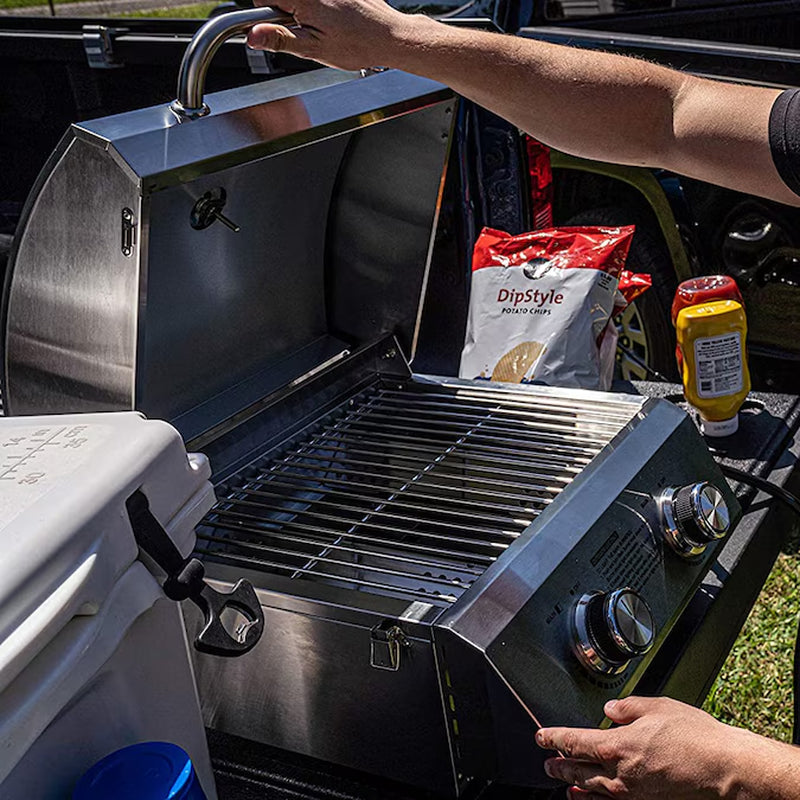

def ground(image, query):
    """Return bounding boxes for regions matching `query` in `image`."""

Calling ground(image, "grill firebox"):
[198,383,636,606]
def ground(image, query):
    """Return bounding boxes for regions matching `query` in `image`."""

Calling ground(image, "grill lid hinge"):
[245,46,281,76]
[121,207,136,257]
[370,621,410,671]
[83,25,127,70]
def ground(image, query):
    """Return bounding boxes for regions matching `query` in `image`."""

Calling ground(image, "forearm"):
[249,0,797,204]
[384,16,683,169]
[727,731,800,800]
[381,16,792,204]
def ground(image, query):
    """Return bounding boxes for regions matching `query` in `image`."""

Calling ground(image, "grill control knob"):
[572,588,656,675]
[660,482,730,558]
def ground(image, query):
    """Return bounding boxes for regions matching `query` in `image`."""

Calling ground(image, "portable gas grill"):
[185,359,739,796]
[2,10,741,796]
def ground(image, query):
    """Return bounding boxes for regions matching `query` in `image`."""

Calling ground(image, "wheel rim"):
[615,301,650,381]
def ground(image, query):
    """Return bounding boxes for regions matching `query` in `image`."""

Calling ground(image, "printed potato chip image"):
[491,341,545,383]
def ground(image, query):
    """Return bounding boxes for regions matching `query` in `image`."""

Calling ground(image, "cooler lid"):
[0,412,214,693]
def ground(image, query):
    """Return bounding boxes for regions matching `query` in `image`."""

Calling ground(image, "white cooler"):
[0,412,218,799]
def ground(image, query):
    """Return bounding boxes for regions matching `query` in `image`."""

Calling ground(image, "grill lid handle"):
[171,6,294,120]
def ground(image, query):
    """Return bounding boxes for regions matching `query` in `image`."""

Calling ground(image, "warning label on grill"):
[591,527,657,590]
[693,332,743,399]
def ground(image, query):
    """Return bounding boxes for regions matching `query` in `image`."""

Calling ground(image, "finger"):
[253,0,295,11]
[536,726,607,761]
[604,695,661,724]
[545,758,615,794]
[567,788,610,800]
[247,23,317,57]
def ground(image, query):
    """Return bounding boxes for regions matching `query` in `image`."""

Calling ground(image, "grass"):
[0,0,214,12]
[117,1,215,16]
[703,550,800,742]
[0,0,80,8]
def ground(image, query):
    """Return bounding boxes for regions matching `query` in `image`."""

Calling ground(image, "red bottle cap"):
[671,275,743,326]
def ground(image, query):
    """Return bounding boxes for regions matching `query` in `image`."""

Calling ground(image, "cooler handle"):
[126,490,264,657]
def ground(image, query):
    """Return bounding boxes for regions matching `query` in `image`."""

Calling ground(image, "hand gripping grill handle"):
[126,490,264,657]
[171,6,294,120]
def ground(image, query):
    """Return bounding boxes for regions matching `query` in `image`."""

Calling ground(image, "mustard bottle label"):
[693,331,743,398]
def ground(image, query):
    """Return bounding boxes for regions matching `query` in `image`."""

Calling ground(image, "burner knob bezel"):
[572,588,656,675]
[660,481,730,558]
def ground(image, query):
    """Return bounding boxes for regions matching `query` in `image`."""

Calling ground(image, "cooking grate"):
[197,383,636,605]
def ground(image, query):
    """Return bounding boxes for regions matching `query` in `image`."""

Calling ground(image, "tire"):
[562,207,678,382]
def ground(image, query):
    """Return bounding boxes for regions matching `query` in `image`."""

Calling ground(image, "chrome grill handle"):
[171,7,294,120]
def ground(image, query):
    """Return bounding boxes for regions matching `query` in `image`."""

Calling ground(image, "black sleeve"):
[769,88,800,198]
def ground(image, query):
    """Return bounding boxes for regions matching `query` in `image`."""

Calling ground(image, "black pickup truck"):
[3,5,800,800]
[3,0,800,385]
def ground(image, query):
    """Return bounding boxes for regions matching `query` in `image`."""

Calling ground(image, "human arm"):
[245,0,800,207]
[536,695,800,799]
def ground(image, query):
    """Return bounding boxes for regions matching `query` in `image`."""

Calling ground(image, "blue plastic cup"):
[73,741,208,800]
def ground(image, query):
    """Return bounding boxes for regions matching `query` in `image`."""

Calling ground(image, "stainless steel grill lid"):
[2,66,453,440]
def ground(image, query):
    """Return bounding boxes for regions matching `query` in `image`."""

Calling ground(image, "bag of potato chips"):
[459,225,637,390]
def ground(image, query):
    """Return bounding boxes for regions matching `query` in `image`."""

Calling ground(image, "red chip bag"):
[615,269,653,315]
[460,225,640,390]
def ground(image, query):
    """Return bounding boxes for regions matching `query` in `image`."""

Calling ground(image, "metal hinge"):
[121,207,136,258]
[370,621,410,671]
[244,46,280,76]
[83,25,128,69]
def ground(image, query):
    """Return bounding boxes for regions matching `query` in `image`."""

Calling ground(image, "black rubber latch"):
[125,489,264,657]
[163,559,206,602]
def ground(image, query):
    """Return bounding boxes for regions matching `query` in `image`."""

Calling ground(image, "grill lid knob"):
[573,589,655,675]
[661,482,730,558]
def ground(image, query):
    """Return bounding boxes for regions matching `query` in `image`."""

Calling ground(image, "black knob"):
[674,483,730,544]
[661,482,730,557]
[573,589,655,675]
[190,187,240,233]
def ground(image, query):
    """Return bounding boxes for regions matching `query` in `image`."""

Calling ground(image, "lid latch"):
[125,489,264,657]
[370,621,410,671]
[245,47,279,76]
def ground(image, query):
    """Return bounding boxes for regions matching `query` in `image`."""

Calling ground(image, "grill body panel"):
[185,582,459,797]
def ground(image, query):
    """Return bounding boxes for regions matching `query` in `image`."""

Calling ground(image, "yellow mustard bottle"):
[675,299,750,437]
